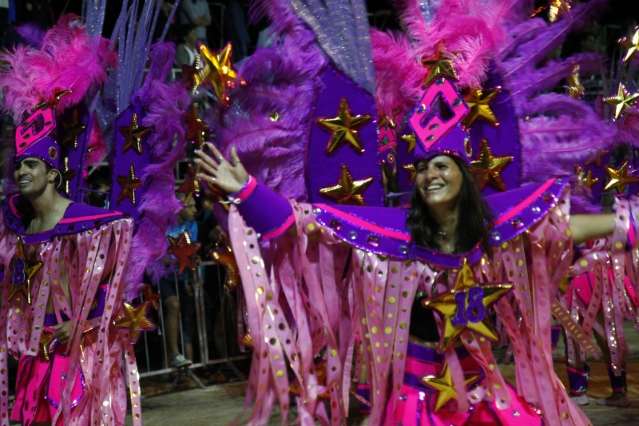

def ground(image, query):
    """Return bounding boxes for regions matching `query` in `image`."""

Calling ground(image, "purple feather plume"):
[211,21,326,202]
[122,42,191,300]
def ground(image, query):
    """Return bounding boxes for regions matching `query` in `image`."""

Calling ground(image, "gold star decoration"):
[462,87,501,128]
[422,362,480,411]
[8,238,43,305]
[168,232,201,273]
[470,139,513,191]
[196,43,245,106]
[117,163,142,205]
[604,83,639,120]
[548,0,571,23]
[319,164,373,205]
[403,163,417,183]
[575,165,599,189]
[61,156,76,195]
[120,112,151,155]
[400,133,417,153]
[210,243,241,290]
[113,302,155,339]
[620,26,639,63]
[566,65,585,99]
[421,259,513,350]
[604,161,639,193]
[60,108,87,149]
[317,98,372,154]
[421,48,458,86]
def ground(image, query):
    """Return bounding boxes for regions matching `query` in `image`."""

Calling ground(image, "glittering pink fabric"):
[228,189,591,425]
[0,217,139,426]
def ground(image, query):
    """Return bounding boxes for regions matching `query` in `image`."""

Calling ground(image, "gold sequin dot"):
[384,326,392,334]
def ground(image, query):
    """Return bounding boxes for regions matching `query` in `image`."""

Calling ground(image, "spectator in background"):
[160,191,199,368]
[175,24,199,68]
[178,0,211,44]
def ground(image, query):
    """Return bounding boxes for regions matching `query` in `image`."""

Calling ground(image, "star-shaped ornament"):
[317,98,372,154]
[604,83,639,120]
[421,259,513,350]
[9,238,42,305]
[462,87,501,128]
[421,49,458,86]
[548,0,571,23]
[120,112,151,155]
[117,163,142,205]
[196,43,245,106]
[168,232,201,273]
[470,139,513,191]
[566,65,585,99]
[620,26,639,63]
[575,165,598,189]
[113,302,155,339]
[210,243,241,290]
[422,362,480,411]
[604,161,639,193]
[319,164,373,205]
[400,133,417,153]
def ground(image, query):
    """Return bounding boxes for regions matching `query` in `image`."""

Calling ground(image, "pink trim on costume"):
[494,179,556,226]
[315,203,411,242]
[58,211,122,224]
[236,176,257,202]
[262,213,296,240]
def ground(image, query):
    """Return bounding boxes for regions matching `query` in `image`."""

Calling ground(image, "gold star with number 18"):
[470,139,513,191]
[463,87,501,128]
[604,83,639,120]
[422,362,480,411]
[319,164,373,205]
[604,161,639,193]
[421,259,513,351]
[317,98,372,154]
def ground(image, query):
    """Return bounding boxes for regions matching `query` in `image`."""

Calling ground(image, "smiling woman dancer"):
[194,115,625,426]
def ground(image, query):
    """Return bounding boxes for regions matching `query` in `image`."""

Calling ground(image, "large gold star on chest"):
[317,98,371,154]
[470,139,513,191]
[119,113,151,155]
[421,260,512,350]
[319,164,373,205]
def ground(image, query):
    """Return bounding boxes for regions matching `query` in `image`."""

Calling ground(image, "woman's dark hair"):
[407,155,493,254]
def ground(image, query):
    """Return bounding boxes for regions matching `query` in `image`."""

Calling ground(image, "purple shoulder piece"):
[2,194,126,244]
[486,178,568,246]
[312,178,569,266]
[235,178,295,240]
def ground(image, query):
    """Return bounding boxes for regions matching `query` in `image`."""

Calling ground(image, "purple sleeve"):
[233,176,296,240]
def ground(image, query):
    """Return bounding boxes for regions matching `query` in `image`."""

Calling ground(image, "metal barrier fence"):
[135,260,249,378]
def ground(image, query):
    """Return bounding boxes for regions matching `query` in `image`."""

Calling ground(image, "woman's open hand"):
[194,143,248,194]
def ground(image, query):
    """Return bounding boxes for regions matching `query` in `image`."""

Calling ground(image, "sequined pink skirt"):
[383,342,542,426]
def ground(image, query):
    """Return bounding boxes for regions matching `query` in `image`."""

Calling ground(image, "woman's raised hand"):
[194,143,249,194]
